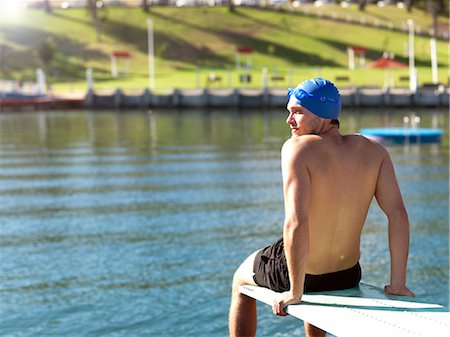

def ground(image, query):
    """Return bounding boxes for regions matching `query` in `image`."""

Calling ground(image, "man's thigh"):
[234,249,262,287]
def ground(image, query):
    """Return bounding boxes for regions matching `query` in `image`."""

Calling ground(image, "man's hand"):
[384,285,415,297]
[272,291,302,316]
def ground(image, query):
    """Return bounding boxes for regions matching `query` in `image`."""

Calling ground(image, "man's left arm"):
[375,149,414,297]
[273,139,311,316]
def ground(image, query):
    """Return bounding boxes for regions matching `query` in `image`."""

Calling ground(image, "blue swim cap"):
[287,78,341,119]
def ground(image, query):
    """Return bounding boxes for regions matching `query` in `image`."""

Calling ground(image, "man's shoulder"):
[283,134,322,146]
[343,133,389,161]
[343,133,372,142]
[282,135,321,154]
[344,133,386,149]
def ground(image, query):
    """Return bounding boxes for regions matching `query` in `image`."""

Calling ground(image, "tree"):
[142,0,150,12]
[408,0,447,15]
[36,36,56,69]
[44,0,52,13]
[427,0,439,38]
[358,0,366,11]
[405,0,414,12]
[228,0,235,12]
[87,0,106,43]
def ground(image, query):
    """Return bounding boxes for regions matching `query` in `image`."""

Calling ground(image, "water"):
[0,108,448,337]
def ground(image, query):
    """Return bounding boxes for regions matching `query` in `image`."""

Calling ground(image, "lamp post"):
[407,19,417,93]
[430,38,438,84]
[147,19,155,90]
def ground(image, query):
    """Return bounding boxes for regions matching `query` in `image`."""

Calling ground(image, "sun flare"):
[0,0,26,23]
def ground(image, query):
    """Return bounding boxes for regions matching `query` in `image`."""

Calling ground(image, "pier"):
[1,86,448,111]
[84,85,450,109]
[84,86,449,109]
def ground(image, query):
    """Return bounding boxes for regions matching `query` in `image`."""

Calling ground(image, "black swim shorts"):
[253,237,362,293]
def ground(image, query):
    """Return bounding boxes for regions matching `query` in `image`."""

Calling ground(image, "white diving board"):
[239,283,450,337]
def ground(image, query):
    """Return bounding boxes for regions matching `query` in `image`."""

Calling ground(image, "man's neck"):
[318,124,340,137]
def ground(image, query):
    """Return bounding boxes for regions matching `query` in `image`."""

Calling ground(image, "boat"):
[359,127,443,144]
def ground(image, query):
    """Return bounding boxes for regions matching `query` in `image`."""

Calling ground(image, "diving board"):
[239,283,450,337]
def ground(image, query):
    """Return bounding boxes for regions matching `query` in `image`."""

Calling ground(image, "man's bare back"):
[284,133,386,275]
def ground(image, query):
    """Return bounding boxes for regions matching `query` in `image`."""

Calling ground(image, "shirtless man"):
[228,78,414,337]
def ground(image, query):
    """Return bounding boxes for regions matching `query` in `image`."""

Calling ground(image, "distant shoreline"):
[3,85,449,111]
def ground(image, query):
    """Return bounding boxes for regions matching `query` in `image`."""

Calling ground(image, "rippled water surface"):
[0,109,448,337]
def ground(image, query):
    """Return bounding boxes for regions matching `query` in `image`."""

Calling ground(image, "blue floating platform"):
[359,128,443,144]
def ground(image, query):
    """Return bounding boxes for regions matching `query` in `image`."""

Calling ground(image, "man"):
[228,78,414,337]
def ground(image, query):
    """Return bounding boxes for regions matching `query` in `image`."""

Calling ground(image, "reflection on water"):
[0,109,448,337]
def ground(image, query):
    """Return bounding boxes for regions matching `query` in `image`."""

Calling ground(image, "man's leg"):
[304,322,326,337]
[229,250,260,337]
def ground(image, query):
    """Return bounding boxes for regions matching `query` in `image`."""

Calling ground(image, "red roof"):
[368,56,407,69]
[236,46,253,54]
[111,51,131,58]
[348,46,367,53]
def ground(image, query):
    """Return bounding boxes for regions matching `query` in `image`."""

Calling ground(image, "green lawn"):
[1,5,448,92]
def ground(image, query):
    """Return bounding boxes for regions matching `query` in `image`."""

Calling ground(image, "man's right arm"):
[374,147,415,297]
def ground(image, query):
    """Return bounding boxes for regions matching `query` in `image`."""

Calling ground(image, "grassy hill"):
[1,4,449,91]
